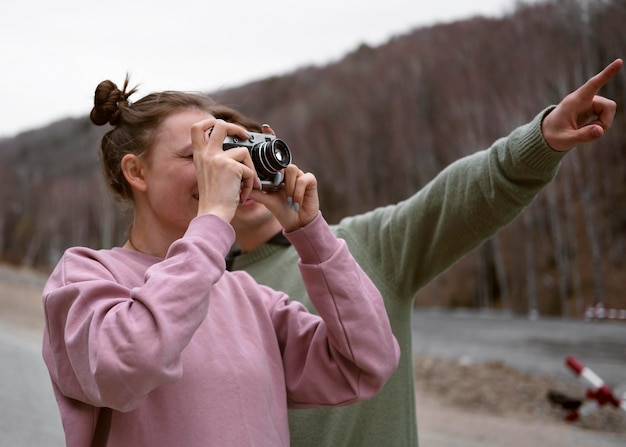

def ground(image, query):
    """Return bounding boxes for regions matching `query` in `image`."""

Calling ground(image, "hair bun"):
[90,76,136,126]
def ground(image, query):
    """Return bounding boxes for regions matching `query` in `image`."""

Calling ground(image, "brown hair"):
[210,104,263,133]
[90,75,216,203]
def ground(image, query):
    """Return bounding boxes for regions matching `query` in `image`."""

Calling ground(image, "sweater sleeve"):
[334,107,568,298]
[42,214,234,412]
[272,213,400,408]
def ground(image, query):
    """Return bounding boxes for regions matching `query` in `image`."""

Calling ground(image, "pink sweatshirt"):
[42,213,399,446]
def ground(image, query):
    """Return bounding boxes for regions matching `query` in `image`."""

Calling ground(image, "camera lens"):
[250,139,292,181]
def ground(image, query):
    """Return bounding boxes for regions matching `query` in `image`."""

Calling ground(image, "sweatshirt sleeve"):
[273,213,400,408]
[334,107,568,298]
[42,214,234,412]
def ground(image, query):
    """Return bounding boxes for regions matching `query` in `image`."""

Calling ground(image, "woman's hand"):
[190,118,261,222]
[252,123,319,231]
[249,164,320,233]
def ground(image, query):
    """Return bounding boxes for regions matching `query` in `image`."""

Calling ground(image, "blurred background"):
[1,0,624,318]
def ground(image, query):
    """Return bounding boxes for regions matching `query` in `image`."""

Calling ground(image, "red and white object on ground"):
[564,355,626,421]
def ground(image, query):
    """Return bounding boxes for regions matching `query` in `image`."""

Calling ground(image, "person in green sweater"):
[215,58,622,446]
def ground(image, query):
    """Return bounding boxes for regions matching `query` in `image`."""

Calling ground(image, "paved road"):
[411,308,626,388]
[2,308,624,446]
[0,321,64,447]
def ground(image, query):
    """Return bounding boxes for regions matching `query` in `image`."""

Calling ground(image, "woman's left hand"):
[249,164,320,232]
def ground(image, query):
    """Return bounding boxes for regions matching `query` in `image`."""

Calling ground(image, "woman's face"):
[139,108,212,237]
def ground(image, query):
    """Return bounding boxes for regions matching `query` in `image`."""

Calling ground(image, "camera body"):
[223,132,292,191]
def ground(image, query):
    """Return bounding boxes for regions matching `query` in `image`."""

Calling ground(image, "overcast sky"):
[0,0,536,138]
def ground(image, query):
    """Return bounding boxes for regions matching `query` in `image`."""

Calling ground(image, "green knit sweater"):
[231,108,566,447]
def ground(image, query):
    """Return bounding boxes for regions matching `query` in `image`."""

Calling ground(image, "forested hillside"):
[1,0,624,317]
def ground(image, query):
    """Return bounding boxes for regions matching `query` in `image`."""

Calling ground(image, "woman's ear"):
[121,154,148,192]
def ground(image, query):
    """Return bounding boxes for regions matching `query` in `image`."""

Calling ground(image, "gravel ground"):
[414,355,626,441]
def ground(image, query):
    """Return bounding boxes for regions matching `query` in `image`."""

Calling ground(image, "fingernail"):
[262,123,271,128]
[287,197,293,208]
[294,202,300,213]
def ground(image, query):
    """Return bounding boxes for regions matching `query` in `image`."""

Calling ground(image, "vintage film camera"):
[222,132,292,191]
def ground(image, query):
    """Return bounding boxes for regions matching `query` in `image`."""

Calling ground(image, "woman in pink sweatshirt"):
[41,77,400,447]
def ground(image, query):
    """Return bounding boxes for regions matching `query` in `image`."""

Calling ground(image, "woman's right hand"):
[190,118,261,222]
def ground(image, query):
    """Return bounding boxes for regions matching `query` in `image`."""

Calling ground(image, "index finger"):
[191,118,249,154]
[580,58,623,99]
